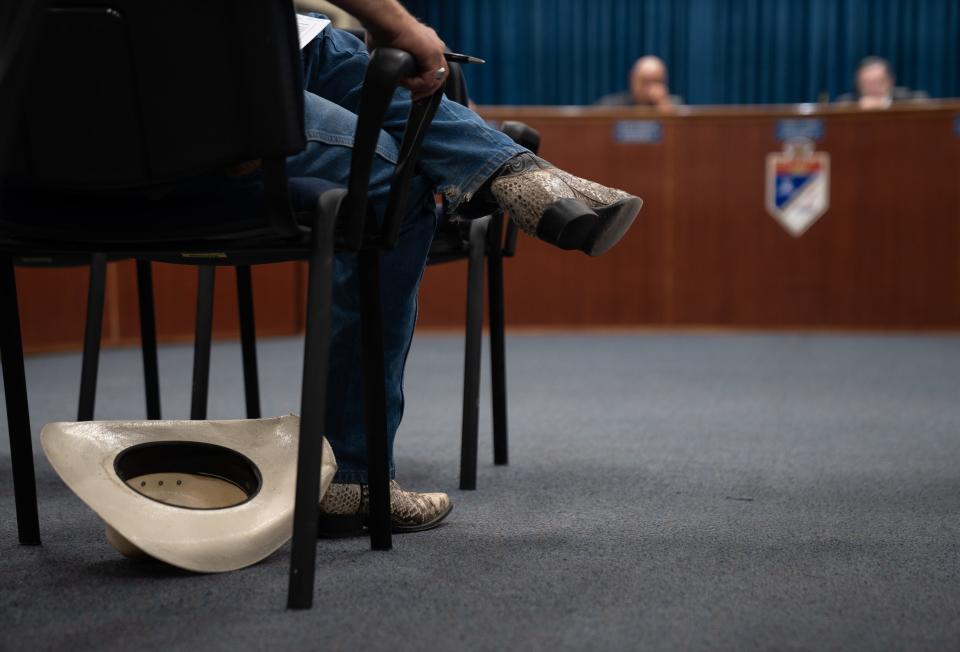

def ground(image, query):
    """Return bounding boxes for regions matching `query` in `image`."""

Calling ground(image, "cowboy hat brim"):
[41,414,335,573]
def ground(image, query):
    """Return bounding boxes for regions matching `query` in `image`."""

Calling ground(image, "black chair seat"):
[1,174,339,245]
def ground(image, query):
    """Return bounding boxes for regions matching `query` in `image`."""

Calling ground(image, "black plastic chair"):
[427,63,541,490]
[1,0,441,609]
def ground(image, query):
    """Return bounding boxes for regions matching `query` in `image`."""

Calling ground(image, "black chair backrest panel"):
[22,8,149,187]
[443,62,468,107]
[0,0,42,179]
[11,0,306,191]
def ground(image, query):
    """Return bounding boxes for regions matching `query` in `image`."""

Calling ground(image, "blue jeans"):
[288,26,526,483]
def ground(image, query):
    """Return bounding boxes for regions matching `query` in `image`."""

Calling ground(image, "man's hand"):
[367,18,447,100]
[332,0,448,100]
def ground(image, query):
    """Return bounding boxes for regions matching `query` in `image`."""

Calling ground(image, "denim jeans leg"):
[288,91,437,483]
[301,25,528,211]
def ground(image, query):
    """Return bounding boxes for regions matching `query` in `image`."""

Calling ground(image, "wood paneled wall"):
[13,103,960,353]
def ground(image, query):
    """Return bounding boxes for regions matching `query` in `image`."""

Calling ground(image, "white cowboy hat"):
[41,414,336,573]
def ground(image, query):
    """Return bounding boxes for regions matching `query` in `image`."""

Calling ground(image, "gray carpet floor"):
[1,332,958,651]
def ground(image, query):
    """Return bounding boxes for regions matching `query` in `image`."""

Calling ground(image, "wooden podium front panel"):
[668,110,960,327]
[420,104,960,330]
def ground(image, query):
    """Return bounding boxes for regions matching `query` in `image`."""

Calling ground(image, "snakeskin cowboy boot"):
[318,480,453,537]
[490,153,643,256]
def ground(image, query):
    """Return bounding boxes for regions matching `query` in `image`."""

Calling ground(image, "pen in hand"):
[444,51,485,65]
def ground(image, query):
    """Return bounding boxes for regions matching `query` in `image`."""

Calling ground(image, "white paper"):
[297,14,331,49]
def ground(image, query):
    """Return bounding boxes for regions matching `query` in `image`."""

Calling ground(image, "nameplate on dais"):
[613,121,662,144]
[776,119,824,142]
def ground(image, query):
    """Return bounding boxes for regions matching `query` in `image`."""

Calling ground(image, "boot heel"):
[535,198,599,251]
[317,514,367,538]
[585,196,643,257]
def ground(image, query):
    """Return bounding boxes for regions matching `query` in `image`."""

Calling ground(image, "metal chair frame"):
[427,119,540,491]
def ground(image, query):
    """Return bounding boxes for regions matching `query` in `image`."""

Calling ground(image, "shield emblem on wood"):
[765,139,831,237]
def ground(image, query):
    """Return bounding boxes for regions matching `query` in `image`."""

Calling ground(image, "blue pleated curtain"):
[402,0,960,105]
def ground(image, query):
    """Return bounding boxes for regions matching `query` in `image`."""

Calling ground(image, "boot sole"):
[317,503,454,539]
[536,196,643,256]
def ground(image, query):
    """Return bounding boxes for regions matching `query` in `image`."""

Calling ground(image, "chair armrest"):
[339,48,414,250]
[502,217,519,258]
[500,121,541,153]
[339,47,442,252]
[0,0,43,178]
[381,90,442,249]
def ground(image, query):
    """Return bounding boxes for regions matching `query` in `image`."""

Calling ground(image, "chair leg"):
[77,254,107,421]
[358,247,393,551]
[190,266,215,420]
[459,217,488,491]
[287,211,336,610]
[136,260,161,420]
[236,266,261,419]
[0,256,40,545]
[487,214,509,467]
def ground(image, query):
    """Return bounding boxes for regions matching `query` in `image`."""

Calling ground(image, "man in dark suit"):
[595,56,683,111]
[835,56,928,110]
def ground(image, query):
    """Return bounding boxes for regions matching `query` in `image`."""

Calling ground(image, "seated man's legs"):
[287,92,437,487]
[293,24,643,534]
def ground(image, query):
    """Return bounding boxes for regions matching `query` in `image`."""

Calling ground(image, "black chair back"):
[10,0,306,191]
[0,0,43,178]
[443,62,469,106]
